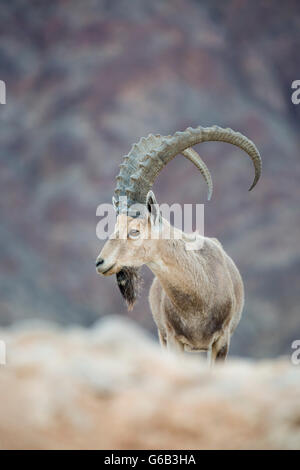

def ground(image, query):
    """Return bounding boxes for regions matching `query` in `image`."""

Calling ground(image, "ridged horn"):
[182,147,213,201]
[114,125,261,212]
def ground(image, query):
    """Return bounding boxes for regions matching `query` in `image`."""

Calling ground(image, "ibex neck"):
[147,232,205,311]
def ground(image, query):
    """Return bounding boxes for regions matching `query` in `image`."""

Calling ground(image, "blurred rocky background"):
[0,0,299,361]
[0,316,299,450]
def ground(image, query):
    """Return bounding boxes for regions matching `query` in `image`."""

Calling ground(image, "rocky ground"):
[0,316,299,450]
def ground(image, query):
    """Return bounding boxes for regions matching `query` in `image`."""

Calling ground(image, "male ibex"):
[96,126,261,365]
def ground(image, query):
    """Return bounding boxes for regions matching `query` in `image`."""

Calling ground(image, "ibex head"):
[96,125,262,308]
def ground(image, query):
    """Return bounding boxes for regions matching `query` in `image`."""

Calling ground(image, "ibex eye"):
[129,229,140,239]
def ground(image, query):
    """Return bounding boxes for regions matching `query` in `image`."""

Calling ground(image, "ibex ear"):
[146,190,160,225]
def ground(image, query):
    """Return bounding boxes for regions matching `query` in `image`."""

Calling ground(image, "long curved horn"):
[182,148,213,201]
[114,125,261,211]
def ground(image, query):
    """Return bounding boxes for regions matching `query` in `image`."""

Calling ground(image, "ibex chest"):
[162,284,233,350]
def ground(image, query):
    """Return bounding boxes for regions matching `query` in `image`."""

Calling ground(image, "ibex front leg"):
[166,323,184,355]
[158,330,167,350]
[208,333,230,368]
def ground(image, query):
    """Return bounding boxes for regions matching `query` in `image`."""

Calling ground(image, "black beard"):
[116,267,142,310]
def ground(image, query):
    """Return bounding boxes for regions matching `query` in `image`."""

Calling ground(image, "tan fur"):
[97,214,244,366]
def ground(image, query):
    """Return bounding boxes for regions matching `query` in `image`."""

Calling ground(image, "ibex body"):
[96,126,261,365]
[149,222,244,362]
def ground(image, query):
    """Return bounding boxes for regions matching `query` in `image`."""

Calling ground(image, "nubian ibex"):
[96,126,261,365]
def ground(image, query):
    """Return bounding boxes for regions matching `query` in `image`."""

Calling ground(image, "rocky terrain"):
[0,316,299,450]
[0,0,299,358]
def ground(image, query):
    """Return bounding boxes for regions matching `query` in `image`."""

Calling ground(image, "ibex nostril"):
[96,258,104,267]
